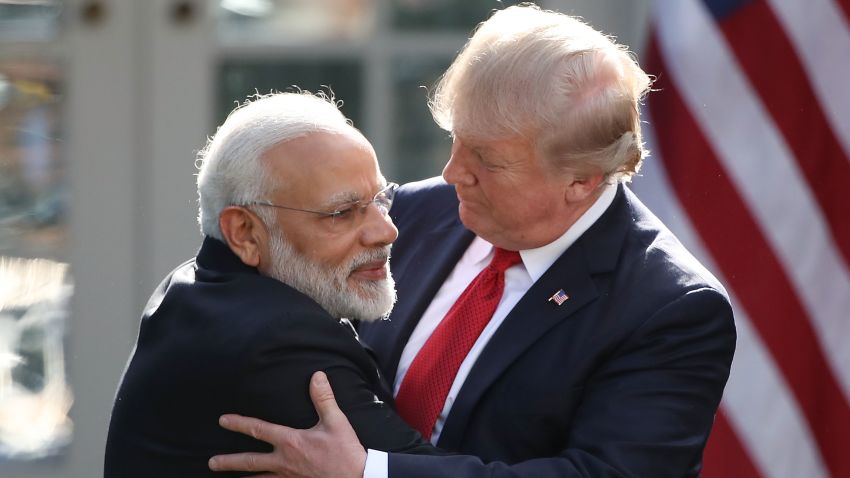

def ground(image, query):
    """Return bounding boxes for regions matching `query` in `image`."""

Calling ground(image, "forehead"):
[455,131,536,161]
[263,130,383,205]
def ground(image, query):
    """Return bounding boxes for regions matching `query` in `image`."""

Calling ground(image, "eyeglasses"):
[247,182,399,229]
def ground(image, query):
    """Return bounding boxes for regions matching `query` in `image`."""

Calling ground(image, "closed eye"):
[478,157,502,171]
[473,149,498,169]
[330,204,358,219]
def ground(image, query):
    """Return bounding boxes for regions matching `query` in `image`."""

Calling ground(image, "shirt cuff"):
[363,449,389,478]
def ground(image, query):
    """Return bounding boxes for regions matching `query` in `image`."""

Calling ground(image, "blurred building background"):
[3,0,849,477]
[0,1,650,476]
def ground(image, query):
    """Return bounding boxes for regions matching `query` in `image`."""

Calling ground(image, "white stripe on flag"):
[766,0,850,159]
[654,0,850,402]
[724,312,828,478]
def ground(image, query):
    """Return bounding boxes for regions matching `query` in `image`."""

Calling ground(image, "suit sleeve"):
[236,309,439,455]
[387,287,736,477]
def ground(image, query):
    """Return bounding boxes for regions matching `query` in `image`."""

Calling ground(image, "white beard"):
[265,230,396,322]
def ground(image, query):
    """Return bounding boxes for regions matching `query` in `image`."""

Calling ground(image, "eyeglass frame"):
[245,182,399,222]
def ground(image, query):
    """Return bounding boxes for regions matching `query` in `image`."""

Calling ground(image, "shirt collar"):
[467,235,496,267]
[471,182,618,282]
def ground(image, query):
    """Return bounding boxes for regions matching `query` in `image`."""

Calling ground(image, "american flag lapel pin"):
[548,289,569,306]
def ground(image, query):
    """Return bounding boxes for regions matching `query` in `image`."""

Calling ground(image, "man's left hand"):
[208,371,366,478]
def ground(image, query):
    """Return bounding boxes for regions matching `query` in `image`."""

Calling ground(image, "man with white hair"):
[209,5,736,478]
[103,92,436,477]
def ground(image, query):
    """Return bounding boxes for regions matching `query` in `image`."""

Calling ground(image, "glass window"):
[391,55,452,182]
[214,1,539,185]
[390,0,523,31]
[217,59,363,127]
[1,2,69,465]
[218,0,377,44]
[0,2,63,42]
[0,59,72,461]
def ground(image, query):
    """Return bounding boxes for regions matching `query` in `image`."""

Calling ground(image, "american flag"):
[548,289,569,306]
[633,0,850,476]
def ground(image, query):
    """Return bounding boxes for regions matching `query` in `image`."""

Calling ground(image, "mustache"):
[348,246,392,271]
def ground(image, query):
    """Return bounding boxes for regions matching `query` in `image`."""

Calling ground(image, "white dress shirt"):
[363,183,617,478]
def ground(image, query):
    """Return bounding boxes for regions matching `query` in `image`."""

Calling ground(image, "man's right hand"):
[208,371,367,478]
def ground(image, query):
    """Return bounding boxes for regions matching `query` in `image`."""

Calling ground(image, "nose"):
[361,204,399,247]
[442,138,475,186]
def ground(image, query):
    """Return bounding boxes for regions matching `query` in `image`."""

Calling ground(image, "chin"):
[345,277,397,322]
[457,207,489,237]
[457,203,477,228]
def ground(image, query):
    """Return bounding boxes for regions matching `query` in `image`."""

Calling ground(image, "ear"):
[564,173,605,204]
[218,206,267,268]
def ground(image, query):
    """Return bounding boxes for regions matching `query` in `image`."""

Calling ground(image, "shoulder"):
[569,184,733,339]
[391,177,460,232]
[394,177,455,210]
[396,176,453,197]
[622,187,728,298]
[223,276,350,346]
[149,262,345,350]
[602,188,735,347]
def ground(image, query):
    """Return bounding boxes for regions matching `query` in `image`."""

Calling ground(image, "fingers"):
[207,452,276,473]
[218,414,290,444]
[309,371,345,424]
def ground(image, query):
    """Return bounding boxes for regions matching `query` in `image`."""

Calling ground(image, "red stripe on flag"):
[718,0,850,270]
[646,36,850,478]
[702,409,763,478]
[836,0,850,26]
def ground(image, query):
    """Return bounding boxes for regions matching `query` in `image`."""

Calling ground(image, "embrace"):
[105,5,735,478]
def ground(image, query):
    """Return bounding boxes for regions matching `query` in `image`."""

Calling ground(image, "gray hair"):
[196,91,353,240]
[429,5,652,181]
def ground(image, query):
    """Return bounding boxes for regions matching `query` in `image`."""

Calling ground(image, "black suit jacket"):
[104,237,429,477]
[358,178,737,478]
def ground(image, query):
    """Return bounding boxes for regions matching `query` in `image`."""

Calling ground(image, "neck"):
[533,184,607,247]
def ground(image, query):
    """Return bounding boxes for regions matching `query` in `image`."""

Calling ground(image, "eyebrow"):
[320,191,361,210]
[464,140,501,160]
[319,182,389,210]
[473,144,497,154]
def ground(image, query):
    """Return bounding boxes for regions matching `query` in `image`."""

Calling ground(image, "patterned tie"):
[394,247,522,440]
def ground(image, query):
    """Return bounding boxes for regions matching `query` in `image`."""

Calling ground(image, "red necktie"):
[394,247,521,440]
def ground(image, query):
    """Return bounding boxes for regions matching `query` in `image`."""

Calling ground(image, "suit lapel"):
[437,185,631,450]
[436,242,599,449]
[378,223,475,383]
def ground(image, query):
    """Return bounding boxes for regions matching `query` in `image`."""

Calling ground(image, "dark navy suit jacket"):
[358,178,736,478]
[104,237,431,477]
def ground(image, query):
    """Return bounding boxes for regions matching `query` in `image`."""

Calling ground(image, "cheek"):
[480,180,524,212]
[463,191,510,228]
[491,188,549,225]
[307,234,361,269]
[282,231,311,255]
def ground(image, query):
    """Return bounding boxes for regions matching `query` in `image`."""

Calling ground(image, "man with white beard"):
[104,92,437,478]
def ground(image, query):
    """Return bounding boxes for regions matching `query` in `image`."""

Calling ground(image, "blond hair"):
[429,5,652,181]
